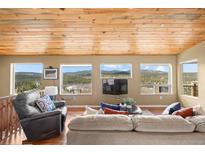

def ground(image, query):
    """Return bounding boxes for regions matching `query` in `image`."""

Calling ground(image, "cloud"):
[156,66,168,72]
[144,66,150,70]
[103,64,121,69]
[102,64,130,71]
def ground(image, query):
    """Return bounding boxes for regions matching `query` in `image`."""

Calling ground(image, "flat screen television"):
[102,79,128,95]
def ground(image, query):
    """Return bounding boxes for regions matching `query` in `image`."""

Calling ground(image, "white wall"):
[177,41,205,109]
[0,55,177,105]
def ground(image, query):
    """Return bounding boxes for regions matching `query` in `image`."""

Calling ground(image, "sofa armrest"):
[54,101,66,108]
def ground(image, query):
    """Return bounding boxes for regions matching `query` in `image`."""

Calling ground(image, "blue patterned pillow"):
[36,95,56,112]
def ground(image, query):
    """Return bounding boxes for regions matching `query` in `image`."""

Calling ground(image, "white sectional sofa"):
[67,114,205,145]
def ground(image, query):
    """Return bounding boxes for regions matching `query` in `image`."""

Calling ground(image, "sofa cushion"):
[132,115,195,132]
[186,116,205,132]
[12,90,41,119]
[172,107,194,118]
[68,114,133,131]
[15,90,41,106]
[104,107,128,115]
[100,102,121,111]
[162,102,181,115]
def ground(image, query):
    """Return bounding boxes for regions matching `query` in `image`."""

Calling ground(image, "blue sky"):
[62,65,92,73]
[101,64,131,71]
[14,63,197,73]
[15,64,43,73]
[141,64,170,72]
[183,63,197,73]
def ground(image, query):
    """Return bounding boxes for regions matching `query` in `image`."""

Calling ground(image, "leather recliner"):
[12,90,67,141]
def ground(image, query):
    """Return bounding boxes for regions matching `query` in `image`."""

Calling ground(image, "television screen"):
[102,79,128,95]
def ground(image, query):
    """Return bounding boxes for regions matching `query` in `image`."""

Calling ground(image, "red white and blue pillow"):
[162,102,181,115]
[100,102,121,111]
[35,95,56,112]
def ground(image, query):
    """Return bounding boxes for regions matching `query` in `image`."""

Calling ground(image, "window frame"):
[100,63,133,79]
[140,63,173,95]
[180,59,198,98]
[10,63,43,95]
[60,64,93,96]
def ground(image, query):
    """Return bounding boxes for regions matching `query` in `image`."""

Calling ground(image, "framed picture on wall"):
[44,68,58,80]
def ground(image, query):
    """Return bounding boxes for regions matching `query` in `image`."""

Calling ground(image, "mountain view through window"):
[61,65,92,95]
[182,62,198,97]
[140,64,171,94]
[13,64,43,94]
[100,64,132,78]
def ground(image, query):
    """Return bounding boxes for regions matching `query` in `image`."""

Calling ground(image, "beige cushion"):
[193,105,205,115]
[186,116,205,132]
[83,106,98,115]
[132,115,195,132]
[68,114,133,131]
[83,106,104,115]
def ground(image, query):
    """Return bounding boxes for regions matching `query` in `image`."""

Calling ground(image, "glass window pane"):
[14,64,43,93]
[61,65,92,95]
[100,64,132,78]
[182,62,198,97]
[140,64,171,94]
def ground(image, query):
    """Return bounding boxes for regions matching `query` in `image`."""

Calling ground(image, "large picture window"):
[60,64,92,95]
[11,63,43,94]
[181,60,198,97]
[100,64,132,78]
[140,64,172,95]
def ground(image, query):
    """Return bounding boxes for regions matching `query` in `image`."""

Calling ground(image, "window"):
[181,60,198,97]
[11,63,43,94]
[140,64,172,95]
[60,64,92,95]
[100,64,132,78]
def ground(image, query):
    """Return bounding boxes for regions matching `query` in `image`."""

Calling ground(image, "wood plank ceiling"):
[0,8,205,55]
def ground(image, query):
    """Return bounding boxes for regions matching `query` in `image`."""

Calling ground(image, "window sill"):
[60,93,92,96]
[140,93,173,96]
[100,77,132,79]
[180,95,199,100]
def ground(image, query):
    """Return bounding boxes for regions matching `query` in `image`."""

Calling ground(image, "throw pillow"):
[35,95,56,112]
[100,102,121,111]
[104,107,128,115]
[35,99,49,112]
[83,106,104,115]
[42,95,56,110]
[83,106,98,115]
[172,107,194,118]
[193,105,205,115]
[162,102,181,115]
[98,108,104,114]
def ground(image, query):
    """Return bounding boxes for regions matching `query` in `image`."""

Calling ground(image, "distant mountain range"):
[63,70,91,76]
[15,70,197,85]
[101,70,130,75]
[15,72,42,80]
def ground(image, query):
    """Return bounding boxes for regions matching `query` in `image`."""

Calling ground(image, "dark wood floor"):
[1,107,164,145]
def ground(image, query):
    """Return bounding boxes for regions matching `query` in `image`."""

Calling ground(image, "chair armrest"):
[20,111,62,141]
[21,110,61,122]
[54,101,66,108]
